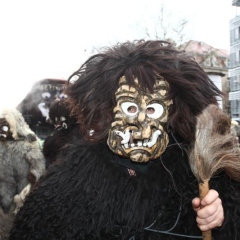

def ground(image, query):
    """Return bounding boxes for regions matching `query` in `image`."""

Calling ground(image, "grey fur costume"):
[0,108,46,239]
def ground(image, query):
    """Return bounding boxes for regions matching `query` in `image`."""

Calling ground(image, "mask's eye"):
[146,103,163,119]
[121,102,138,117]
[42,92,51,99]
[2,126,8,131]
[59,93,67,99]
[60,116,66,121]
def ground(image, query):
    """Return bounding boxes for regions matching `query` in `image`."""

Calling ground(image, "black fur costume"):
[42,98,79,167]
[10,40,240,239]
[17,78,66,140]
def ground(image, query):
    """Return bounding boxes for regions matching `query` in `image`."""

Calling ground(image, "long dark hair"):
[66,40,223,143]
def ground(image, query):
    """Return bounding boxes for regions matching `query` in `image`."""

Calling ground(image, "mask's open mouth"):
[0,133,7,138]
[54,122,68,131]
[115,129,161,148]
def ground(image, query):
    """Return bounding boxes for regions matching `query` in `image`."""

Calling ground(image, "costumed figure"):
[10,40,240,240]
[0,108,46,239]
[17,78,66,140]
[43,97,80,167]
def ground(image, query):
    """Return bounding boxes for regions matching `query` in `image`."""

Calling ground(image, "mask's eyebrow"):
[152,80,169,97]
[115,84,139,100]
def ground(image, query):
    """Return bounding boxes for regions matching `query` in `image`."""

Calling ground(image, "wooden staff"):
[189,104,240,240]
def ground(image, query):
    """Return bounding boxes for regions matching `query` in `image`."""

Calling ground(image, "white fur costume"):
[0,108,46,239]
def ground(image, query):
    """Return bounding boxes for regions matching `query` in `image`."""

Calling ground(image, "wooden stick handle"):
[199,181,212,240]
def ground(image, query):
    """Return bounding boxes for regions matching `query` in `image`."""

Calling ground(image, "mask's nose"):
[132,111,152,139]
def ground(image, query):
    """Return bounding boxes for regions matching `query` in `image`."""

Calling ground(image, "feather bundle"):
[189,104,240,183]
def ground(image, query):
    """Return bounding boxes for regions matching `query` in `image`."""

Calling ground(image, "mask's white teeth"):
[124,143,129,148]
[118,130,162,148]
[143,139,148,147]
[147,130,161,147]
[115,129,130,144]
[0,134,7,138]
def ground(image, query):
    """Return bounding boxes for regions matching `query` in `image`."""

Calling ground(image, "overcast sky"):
[0,0,236,109]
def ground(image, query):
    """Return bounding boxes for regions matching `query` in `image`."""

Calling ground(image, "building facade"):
[180,40,229,113]
[229,0,240,122]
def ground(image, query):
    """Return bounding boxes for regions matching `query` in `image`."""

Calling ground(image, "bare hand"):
[192,189,224,231]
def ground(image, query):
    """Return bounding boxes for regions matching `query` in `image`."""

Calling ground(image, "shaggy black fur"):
[9,134,240,239]
[42,99,80,167]
[42,124,80,167]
